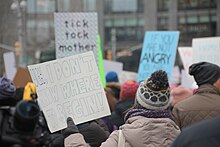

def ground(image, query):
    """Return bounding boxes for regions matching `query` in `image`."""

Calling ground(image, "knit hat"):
[0,77,16,98]
[120,80,139,100]
[105,71,119,83]
[135,70,170,110]
[189,62,220,86]
[171,86,193,106]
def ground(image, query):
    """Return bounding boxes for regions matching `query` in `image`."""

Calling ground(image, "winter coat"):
[171,116,220,147]
[172,84,220,129]
[65,116,180,147]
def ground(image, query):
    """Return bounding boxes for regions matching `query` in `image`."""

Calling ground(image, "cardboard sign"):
[103,60,123,79]
[3,52,17,80]
[13,67,32,88]
[54,12,98,63]
[28,51,110,133]
[192,37,220,65]
[178,47,195,88]
[138,31,179,82]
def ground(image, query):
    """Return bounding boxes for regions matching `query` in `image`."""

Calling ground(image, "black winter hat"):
[189,62,220,86]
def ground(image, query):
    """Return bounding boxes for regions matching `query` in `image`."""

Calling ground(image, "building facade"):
[101,0,220,51]
[0,0,219,75]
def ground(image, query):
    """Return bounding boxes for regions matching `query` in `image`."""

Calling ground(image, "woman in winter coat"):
[63,70,180,147]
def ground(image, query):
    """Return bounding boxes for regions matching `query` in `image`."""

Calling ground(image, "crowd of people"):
[0,61,220,147]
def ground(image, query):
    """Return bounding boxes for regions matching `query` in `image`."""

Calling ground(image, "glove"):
[62,117,79,138]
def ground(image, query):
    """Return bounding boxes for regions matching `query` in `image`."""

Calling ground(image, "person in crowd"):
[0,77,17,106]
[76,119,110,147]
[110,80,139,128]
[172,62,220,129]
[63,70,180,147]
[171,116,220,147]
[105,71,119,83]
[170,85,193,108]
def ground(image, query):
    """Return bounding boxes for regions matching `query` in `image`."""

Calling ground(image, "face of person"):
[213,78,220,92]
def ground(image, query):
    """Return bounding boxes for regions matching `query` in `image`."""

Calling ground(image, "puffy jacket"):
[172,84,220,129]
[65,116,180,147]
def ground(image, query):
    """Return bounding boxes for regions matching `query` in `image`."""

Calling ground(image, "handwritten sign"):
[178,47,194,88]
[192,37,220,65]
[54,12,98,63]
[3,52,17,80]
[138,31,179,82]
[28,51,110,133]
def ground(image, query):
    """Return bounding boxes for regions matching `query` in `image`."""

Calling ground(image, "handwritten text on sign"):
[54,13,98,61]
[28,51,110,133]
[193,37,220,66]
[138,31,179,82]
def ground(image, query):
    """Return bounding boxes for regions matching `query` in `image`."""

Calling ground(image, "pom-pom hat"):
[135,70,170,110]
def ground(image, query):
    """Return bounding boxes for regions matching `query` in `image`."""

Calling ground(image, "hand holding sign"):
[28,51,110,133]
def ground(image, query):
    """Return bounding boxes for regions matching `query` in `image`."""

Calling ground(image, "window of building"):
[178,0,216,10]
[83,0,96,11]
[104,0,144,14]
[27,0,55,14]
[157,0,169,12]
[157,17,168,30]
[104,17,144,45]
[178,14,216,45]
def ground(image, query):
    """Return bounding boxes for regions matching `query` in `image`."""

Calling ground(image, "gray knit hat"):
[135,70,170,110]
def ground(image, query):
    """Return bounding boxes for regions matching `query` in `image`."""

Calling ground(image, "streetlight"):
[11,0,27,67]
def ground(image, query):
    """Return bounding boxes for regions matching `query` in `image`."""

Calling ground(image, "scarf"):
[124,108,173,122]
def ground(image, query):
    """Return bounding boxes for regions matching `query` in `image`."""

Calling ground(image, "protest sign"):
[192,37,220,65]
[178,47,195,88]
[120,71,138,84]
[28,51,110,133]
[3,52,16,80]
[98,35,106,87]
[103,60,123,79]
[138,31,179,82]
[54,12,99,63]
[170,66,180,85]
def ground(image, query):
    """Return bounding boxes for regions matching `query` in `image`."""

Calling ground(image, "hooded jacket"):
[65,116,180,147]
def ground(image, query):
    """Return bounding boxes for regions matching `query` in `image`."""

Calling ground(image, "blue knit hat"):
[105,71,119,83]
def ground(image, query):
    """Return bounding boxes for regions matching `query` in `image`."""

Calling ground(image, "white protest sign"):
[178,47,195,88]
[119,71,138,84]
[103,59,123,77]
[54,12,99,63]
[3,52,17,80]
[170,66,180,85]
[192,37,220,65]
[28,51,110,133]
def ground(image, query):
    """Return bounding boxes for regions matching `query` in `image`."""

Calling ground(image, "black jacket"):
[110,99,134,127]
[171,116,220,147]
